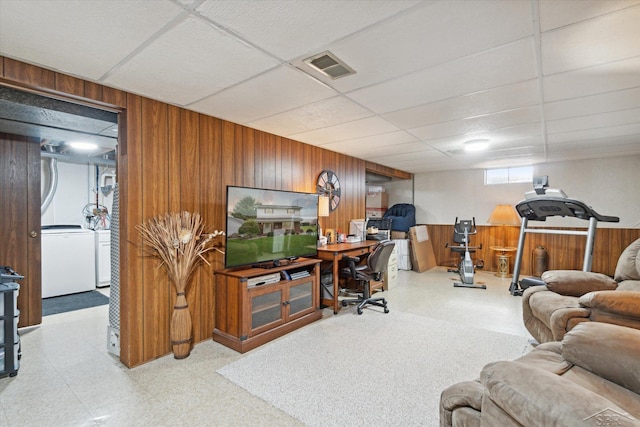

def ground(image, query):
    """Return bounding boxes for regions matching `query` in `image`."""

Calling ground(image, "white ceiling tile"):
[408,107,541,142]
[383,80,540,129]
[367,149,439,164]
[547,135,640,162]
[541,6,640,75]
[347,38,537,114]
[196,0,419,61]
[290,117,400,145]
[422,125,543,154]
[546,108,640,134]
[302,0,533,92]
[247,96,372,137]
[538,0,640,32]
[544,87,640,120]
[188,65,336,123]
[2,1,639,174]
[0,0,183,80]
[105,17,281,106]
[543,57,640,102]
[548,123,640,144]
[320,131,418,153]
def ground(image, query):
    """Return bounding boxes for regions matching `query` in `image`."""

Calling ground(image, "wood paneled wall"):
[5,57,638,367]
[427,224,640,277]
[1,56,410,367]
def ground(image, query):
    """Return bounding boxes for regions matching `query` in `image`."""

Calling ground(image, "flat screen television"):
[225,186,319,269]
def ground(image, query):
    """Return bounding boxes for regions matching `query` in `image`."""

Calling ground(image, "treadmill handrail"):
[515,197,619,223]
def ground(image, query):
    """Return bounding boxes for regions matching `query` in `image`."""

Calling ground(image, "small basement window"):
[485,166,533,185]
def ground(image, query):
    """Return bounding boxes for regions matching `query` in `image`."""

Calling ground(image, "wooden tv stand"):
[213,257,322,353]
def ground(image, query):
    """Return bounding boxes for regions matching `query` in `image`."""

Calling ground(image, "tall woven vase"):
[170,291,192,359]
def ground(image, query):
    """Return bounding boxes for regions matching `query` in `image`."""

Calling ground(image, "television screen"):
[225,186,319,269]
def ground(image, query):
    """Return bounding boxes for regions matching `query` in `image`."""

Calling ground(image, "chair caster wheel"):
[384,307,389,313]
[341,300,348,307]
[357,308,363,315]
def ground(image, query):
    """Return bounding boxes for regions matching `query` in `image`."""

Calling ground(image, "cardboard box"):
[391,231,407,240]
[366,192,388,209]
[408,225,437,272]
[366,208,386,218]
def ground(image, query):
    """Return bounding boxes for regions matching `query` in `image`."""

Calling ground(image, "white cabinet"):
[383,245,398,290]
[95,230,111,288]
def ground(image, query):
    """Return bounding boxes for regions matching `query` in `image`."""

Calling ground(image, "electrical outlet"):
[107,326,120,356]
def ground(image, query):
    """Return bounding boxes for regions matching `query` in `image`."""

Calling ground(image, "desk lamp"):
[318,195,330,244]
[487,204,521,277]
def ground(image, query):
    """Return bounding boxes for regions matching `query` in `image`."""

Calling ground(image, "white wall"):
[41,160,115,229]
[411,155,640,229]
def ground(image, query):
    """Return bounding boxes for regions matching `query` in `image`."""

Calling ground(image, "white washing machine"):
[95,230,111,287]
[41,226,96,298]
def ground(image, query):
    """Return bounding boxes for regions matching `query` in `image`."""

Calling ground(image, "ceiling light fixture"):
[68,141,98,151]
[464,139,490,152]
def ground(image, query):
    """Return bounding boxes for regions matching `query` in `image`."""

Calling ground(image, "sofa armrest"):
[481,361,630,426]
[541,270,617,297]
[440,380,483,427]
[579,291,640,318]
[562,322,640,395]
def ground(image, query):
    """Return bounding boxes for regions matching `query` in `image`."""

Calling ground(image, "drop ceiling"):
[1,0,638,174]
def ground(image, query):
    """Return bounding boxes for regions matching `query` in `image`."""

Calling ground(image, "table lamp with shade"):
[487,204,521,277]
[318,195,330,244]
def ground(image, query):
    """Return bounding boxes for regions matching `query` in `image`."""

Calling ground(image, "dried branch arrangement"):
[136,211,224,292]
[136,211,224,358]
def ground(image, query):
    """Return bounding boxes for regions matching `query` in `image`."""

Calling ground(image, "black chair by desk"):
[340,240,395,314]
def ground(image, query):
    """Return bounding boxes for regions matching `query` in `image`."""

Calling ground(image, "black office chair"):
[340,240,395,314]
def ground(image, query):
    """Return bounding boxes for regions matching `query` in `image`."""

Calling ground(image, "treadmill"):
[509,177,619,296]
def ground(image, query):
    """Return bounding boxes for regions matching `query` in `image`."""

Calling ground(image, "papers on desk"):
[346,235,362,243]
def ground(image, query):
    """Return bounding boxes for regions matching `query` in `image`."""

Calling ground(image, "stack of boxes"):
[365,186,388,219]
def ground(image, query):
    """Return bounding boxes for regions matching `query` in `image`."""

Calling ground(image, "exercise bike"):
[446,218,485,289]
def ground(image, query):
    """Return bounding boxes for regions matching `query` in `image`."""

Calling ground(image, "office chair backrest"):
[367,240,396,274]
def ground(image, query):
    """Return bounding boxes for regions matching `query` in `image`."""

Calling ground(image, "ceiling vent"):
[303,51,356,79]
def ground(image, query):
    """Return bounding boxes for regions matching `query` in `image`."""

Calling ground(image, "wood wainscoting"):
[0,56,412,367]
[428,224,640,277]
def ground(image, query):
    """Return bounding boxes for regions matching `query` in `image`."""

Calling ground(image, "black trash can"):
[1,266,22,378]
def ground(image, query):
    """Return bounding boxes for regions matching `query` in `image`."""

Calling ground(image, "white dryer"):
[41,225,96,298]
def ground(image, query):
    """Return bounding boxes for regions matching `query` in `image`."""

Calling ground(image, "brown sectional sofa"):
[523,238,640,343]
[440,322,640,426]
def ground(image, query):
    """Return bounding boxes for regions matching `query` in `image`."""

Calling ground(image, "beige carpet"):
[217,310,531,426]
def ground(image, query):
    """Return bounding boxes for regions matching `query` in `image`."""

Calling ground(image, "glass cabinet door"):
[288,280,314,318]
[250,287,284,333]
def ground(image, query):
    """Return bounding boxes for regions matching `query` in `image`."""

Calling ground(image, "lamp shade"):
[487,204,521,226]
[318,195,330,217]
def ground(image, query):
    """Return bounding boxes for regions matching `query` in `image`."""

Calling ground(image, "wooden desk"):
[316,240,379,314]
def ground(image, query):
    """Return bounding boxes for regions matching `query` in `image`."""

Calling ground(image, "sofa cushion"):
[481,361,630,426]
[514,342,572,375]
[615,238,640,282]
[561,322,640,395]
[541,270,618,297]
[617,280,640,292]
[528,290,584,330]
[579,291,640,318]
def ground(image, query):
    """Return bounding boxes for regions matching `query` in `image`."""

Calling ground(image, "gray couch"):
[440,321,640,426]
[523,238,640,343]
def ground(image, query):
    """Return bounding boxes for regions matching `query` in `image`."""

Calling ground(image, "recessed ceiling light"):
[464,139,489,152]
[68,141,98,151]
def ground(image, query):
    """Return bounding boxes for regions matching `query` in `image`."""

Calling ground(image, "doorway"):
[0,84,119,327]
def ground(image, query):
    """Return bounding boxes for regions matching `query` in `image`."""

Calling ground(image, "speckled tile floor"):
[0,267,530,426]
